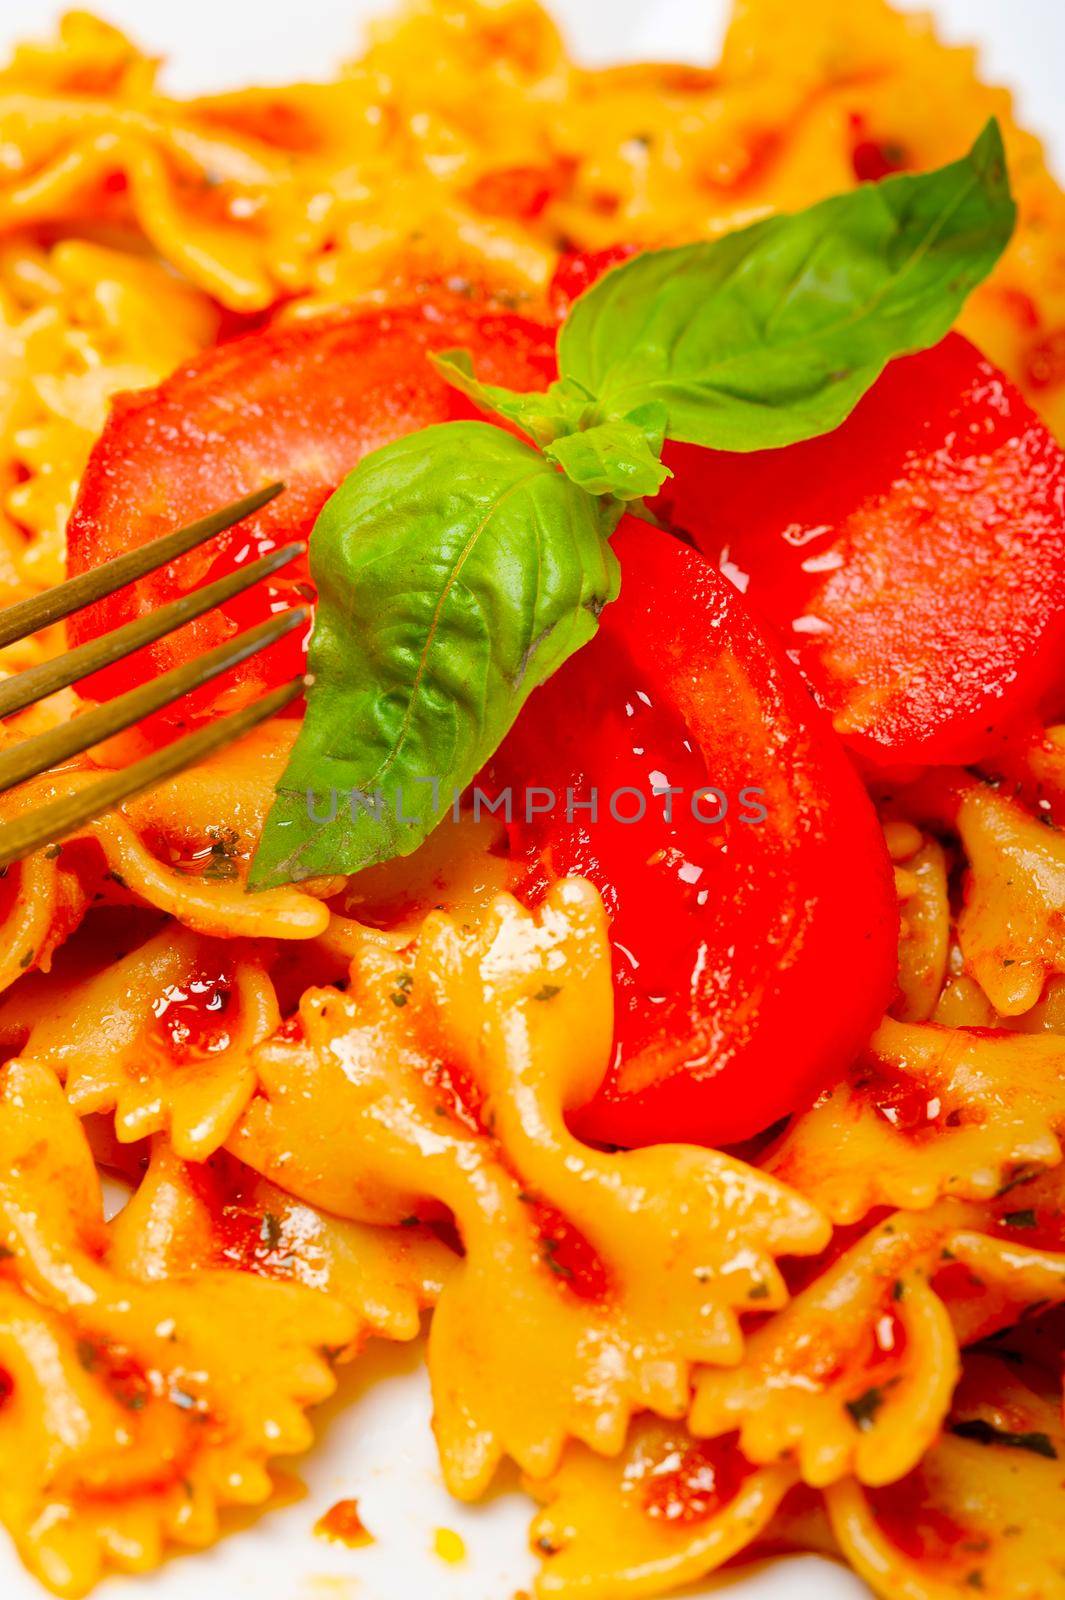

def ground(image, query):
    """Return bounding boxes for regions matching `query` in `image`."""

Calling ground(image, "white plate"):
[2,2,1063,1597]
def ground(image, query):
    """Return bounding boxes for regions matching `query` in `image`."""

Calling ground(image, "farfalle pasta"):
[766,1019,1065,1222]
[532,1340,1065,1600]
[0,0,1059,1597]
[0,1057,354,1595]
[825,1351,1065,1599]
[234,879,828,1496]
[529,1419,796,1600]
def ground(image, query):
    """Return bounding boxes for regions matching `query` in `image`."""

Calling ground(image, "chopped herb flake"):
[259,1212,283,1250]
[76,1338,100,1373]
[390,974,413,1006]
[950,1419,1057,1458]
[541,1238,573,1281]
[845,1386,886,1431]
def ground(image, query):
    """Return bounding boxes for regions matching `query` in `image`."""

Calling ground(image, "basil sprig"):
[252,122,1014,886]
[433,354,671,500]
[437,119,1015,484]
[249,424,619,888]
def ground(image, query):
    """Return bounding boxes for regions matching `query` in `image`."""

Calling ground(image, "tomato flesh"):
[67,297,557,737]
[553,246,1065,771]
[656,333,1065,770]
[489,516,898,1148]
[548,244,639,320]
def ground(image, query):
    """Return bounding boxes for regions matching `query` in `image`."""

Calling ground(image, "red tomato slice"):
[67,297,556,738]
[548,244,639,319]
[488,515,898,1149]
[655,334,1065,770]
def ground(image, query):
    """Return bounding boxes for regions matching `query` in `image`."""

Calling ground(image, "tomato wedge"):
[67,297,557,737]
[548,244,638,319]
[488,515,898,1149]
[656,334,1065,770]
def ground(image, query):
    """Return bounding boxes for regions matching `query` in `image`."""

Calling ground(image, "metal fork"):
[0,483,308,870]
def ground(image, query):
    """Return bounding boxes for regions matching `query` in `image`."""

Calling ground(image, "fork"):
[0,483,309,870]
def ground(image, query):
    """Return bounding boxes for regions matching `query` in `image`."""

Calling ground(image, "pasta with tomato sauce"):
[0,1,1062,1597]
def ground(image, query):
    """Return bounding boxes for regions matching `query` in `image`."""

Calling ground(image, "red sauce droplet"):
[76,1336,154,1413]
[314,1498,374,1548]
[860,1061,948,1138]
[529,1199,611,1301]
[931,1260,988,1306]
[182,1159,299,1277]
[867,1471,983,1567]
[1025,326,1065,392]
[421,1056,484,1133]
[637,1434,749,1525]
[849,115,909,182]
[150,969,233,1060]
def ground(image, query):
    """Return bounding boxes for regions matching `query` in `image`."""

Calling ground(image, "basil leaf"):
[543,404,671,500]
[430,351,592,448]
[558,119,1014,450]
[249,421,619,888]
[432,353,670,499]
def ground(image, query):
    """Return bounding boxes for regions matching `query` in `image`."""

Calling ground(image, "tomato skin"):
[547,244,639,320]
[489,515,898,1149]
[655,334,1065,770]
[67,298,557,735]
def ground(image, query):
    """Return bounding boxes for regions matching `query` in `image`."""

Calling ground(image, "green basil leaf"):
[432,353,670,499]
[249,421,619,888]
[431,350,592,448]
[543,403,671,500]
[558,119,1015,450]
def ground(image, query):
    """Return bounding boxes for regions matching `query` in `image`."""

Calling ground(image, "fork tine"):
[0,540,306,721]
[0,678,304,870]
[0,606,308,796]
[0,482,284,651]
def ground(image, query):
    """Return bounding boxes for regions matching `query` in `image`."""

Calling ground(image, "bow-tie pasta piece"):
[932,1167,1065,1346]
[0,843,93,993]
[0,231,218,592]
[0,1058,354,1596]
[0,754,329,943]
[527,1417,794,1600]
[331,809,519,938]
[826,1352,1065,1599]
[0,10,565,312]
[888,827,951,1023]
[419,888,829,1486]
[233,879,828,1498]
[766,1019,1065,1222]
[85,804,330,940]
[691,1208,963,1488]
[0,925,279,1158]
[109,1139,454,1352]
[956,786,1065,1016]
[0,24,290,311]
[999,974,1065,1035]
